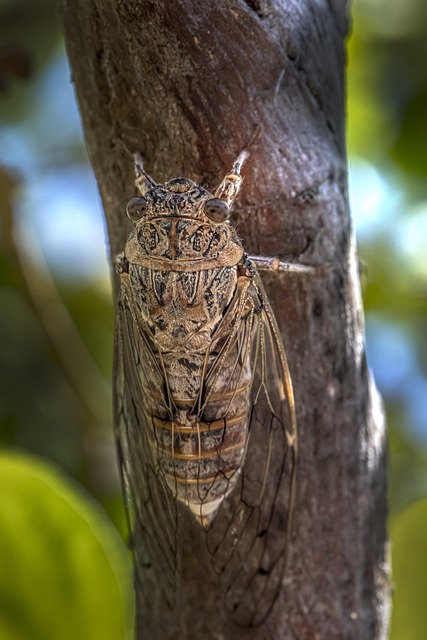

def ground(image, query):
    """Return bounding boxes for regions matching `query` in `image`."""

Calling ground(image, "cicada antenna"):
[214,150,249,204]
[133,151,158,187]
[232,123,263,175]
[112,137,158,187]
[232,150,250,176]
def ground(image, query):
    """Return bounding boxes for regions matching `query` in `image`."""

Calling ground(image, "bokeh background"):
[1,1,426,638]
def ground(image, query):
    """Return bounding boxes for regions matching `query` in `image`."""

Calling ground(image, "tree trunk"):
[61,1,390,638]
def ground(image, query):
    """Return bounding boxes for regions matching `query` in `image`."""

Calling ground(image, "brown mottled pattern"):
[114,159,297,626]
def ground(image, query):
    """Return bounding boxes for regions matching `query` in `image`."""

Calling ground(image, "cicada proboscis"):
[113,152,297,627]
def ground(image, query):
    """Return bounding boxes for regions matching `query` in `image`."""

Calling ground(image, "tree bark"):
[62,1,390,638]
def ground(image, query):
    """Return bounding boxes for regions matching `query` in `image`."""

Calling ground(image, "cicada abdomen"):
[114,152,297,626]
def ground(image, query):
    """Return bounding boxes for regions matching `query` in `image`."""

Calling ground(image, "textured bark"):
[62,1,390,638]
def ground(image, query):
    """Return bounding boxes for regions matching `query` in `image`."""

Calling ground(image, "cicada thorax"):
[123,175,256,524]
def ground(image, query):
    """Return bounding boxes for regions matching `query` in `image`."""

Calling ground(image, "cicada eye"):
[126,197,148,221]
[203,198,230,223]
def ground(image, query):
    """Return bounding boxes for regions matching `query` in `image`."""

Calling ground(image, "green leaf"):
[390,498,427,639]
[0,451,134,640]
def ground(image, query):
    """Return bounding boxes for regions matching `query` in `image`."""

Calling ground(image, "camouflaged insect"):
[113,152,297,626]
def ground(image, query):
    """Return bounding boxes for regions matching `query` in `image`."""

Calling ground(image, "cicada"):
[113,152,297,627]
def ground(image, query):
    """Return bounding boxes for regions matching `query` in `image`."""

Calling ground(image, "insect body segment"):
[120,159,252,524]
[114,153,297,626]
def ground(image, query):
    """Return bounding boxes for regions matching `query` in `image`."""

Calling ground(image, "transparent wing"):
[113,274,181,610]
[204,267,297,627]
[114,267,297,628]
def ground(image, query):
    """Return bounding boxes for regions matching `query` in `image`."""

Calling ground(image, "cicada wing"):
[113,274,181,608]
[205,270,297,627]
[114,267,296,627]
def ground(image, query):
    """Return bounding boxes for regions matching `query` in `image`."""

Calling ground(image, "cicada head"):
[128,152,249,225]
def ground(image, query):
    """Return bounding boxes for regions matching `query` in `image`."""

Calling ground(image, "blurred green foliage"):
[348,1,427,637]
[390,499,427,639]
[0,451,134,640]
[0,1,131,637]
[0,0,426,637]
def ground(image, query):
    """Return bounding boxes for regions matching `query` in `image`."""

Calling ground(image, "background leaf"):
[0,451,134,640]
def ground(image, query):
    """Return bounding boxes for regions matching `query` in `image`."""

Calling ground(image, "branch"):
[62,1,389,638]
